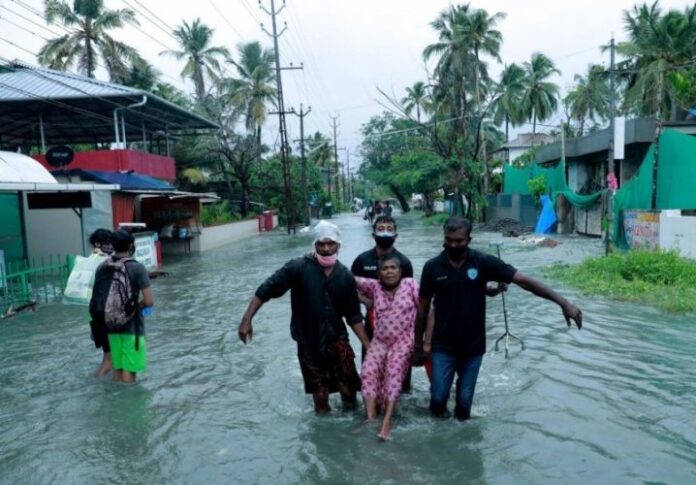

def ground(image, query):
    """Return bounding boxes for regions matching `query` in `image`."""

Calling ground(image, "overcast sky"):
[1,0,693,169]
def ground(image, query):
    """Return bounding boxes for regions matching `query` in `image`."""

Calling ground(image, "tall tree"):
[492,63,526,143]
[38,0,140,80]
[226,41,277,141]
[564,64,610,135]
[401,81,431,123]
[618,2,696,120]
[161,18,229,101]
[521,52,561,139]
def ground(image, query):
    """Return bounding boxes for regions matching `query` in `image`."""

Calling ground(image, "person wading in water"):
[239,221,370,413]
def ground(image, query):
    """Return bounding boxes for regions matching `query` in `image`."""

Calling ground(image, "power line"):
[0,35,37,57]
[207,0,244,40]
[0,4,63,37]
[0,11,51,42]
[121,0,177,41]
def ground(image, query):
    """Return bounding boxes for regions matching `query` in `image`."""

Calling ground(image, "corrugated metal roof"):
[0,61,218,146]
[0,62,140,101]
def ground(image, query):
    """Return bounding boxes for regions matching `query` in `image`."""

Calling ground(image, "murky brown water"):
[1,212,695,484]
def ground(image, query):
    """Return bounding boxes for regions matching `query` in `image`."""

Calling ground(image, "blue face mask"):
[374,231,396,249]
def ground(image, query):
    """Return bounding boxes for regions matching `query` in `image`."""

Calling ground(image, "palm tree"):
[521,52,561,140]
[492,63,526,144]
[161,18,229,101]
[618,2,696,120]
[462,7,506,113]
[423,5,477,121]
[564,65,610,135]
[226,41,277,141]
[401,81,431,123]
[37,0,140,80]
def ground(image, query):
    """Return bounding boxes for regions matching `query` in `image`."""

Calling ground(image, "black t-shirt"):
[256,254,363,356]
[351,247,414,280]
[419,249,517,357]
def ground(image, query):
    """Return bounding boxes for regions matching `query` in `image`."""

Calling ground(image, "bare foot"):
[96,362,111,376]
[377,420,392,441]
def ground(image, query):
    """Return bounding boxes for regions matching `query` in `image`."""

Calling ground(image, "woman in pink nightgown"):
[355,254,419,440]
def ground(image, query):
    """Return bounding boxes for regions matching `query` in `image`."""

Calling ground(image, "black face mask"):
[443,243,467,261]
[374,232,396,249]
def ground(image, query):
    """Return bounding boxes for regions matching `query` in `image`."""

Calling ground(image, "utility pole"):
[605,35,617,255]
[339,147,352,203]
[290,104,312,226]
[260,0,303,234]
[330,114,341,207]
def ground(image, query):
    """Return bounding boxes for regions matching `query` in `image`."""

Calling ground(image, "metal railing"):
[0,255,74,314]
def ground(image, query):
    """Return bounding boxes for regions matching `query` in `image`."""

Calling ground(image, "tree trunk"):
[389,184,410,213]
[532,109,537,145]
[240,182,250,217]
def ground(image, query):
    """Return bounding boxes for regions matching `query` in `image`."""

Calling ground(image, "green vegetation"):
[200,201,240,227]
[527,174,547,206]
[544,250,696,313]
[421,213,450,226]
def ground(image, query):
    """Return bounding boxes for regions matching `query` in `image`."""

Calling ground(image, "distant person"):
[238,221,370,414]
[90,229,153,383]
[87,228,114,376]
[355,254,418,440]
[415,216,582,420]
[351,215,415,391]
[364,203,375,225]
[374,201,383,217]
[384,201,393,217]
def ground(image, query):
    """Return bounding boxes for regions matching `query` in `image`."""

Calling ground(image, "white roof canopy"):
[0,151,57,184]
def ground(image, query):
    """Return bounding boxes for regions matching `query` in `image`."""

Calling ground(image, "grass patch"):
[421,213,450,226]
[543,249,696,313]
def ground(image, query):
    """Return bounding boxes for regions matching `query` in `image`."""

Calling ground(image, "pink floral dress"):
[356,277,419,402]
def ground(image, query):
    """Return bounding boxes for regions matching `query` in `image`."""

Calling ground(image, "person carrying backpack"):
[90,229,153,383]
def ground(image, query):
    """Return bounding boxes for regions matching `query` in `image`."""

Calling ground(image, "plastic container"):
[142,306,154,317]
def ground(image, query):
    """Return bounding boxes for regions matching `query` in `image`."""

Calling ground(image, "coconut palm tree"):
[423,5,477,121]
[521,52,561,140]
[492,63,526,143]
[401,81,431,123]
[564,64,610,135]
[161,18,229,101]
[225,41,277,141]
[37,0,140,80]
[618,2,696,120]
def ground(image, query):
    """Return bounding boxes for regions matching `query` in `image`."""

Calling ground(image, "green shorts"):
[108,334,147,373]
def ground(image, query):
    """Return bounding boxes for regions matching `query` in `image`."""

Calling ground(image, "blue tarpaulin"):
[534,195,557,234]
[52,169,174,190]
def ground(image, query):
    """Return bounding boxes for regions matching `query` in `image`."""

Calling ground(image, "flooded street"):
[1,212,695,484]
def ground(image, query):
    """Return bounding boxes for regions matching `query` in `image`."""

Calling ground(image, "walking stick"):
[490,241,525,358]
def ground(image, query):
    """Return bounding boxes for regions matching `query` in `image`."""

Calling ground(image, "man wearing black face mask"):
[352,215,415,390]
[415,216,583,421]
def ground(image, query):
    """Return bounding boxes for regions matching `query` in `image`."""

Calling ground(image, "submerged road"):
[1,212,695,484]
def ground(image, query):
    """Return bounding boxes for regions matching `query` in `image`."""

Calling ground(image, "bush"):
[201,201,241,227]
[543,249,696,313]
[421,213,450,226]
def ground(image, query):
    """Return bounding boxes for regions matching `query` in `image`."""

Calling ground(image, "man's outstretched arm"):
[512,271,583,329]
[239,296,265,344]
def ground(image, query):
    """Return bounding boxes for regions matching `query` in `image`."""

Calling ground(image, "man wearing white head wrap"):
[239,220,370,414]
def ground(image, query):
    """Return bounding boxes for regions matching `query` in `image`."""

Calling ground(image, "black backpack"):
[89,257,137,331]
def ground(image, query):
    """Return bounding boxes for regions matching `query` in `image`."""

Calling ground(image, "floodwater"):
[1,212,695,484]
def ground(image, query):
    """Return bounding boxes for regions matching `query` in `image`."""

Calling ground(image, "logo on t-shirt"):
[467,268,478,280]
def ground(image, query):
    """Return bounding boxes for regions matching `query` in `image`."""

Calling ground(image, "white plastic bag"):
[63,254,106,306]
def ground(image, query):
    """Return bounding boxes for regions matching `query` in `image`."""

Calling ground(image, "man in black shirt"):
[239,221,370,414]
[351,215,415,391]
[415,216,582,421]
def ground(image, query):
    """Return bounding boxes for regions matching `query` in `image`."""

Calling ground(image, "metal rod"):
[490,242,525,357]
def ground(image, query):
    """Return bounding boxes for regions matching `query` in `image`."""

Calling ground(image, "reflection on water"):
[1,212,695,484]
